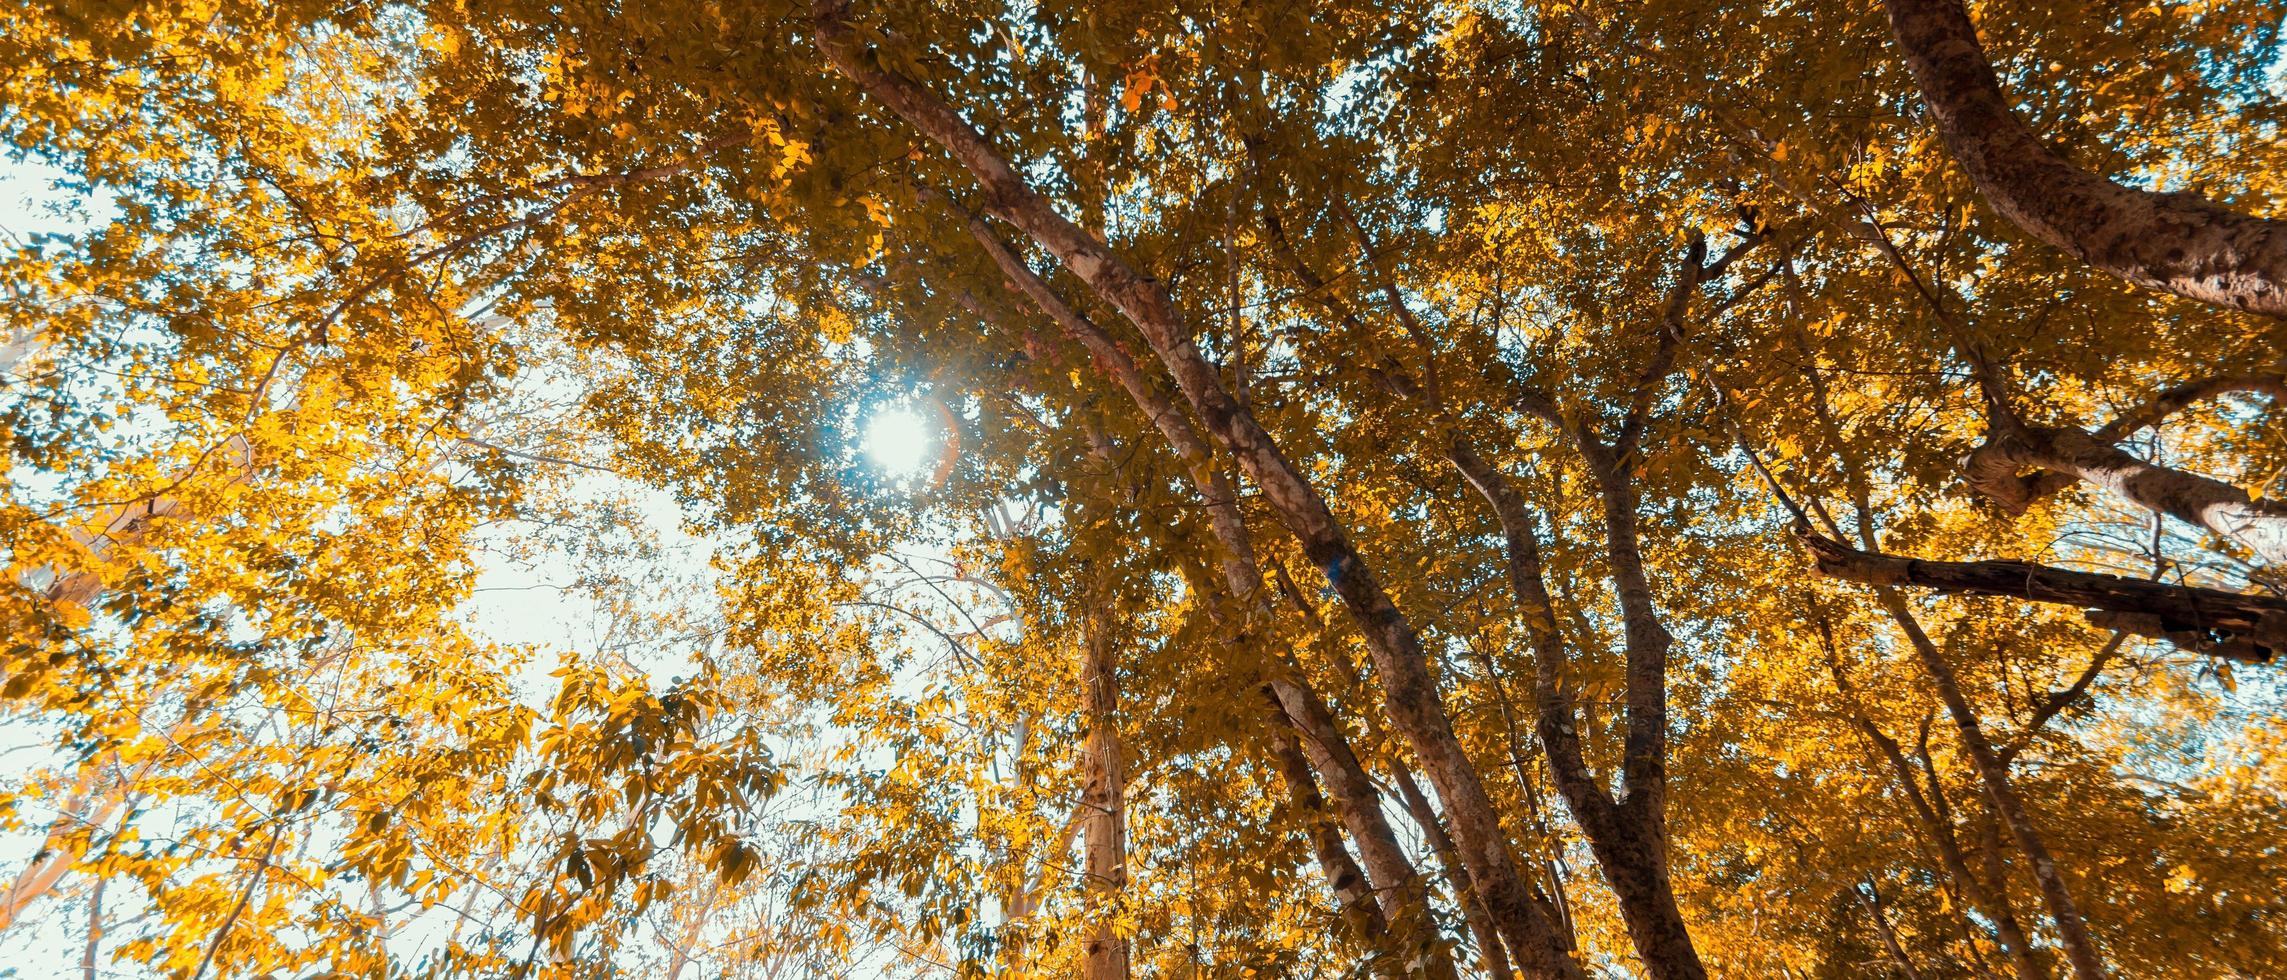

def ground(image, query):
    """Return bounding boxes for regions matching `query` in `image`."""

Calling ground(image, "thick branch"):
[1964,425,2287,564]
[2091,372,2286,444]
[1798,528,2286,662]
[1883,0,2287,315]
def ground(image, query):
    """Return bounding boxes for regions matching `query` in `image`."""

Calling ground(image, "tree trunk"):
[1974,811,2044,980]
[1881,0,2287,315]
[1876,599,2108,980]
[1828,646,2045,980]
[80,875,104,980]
[1269,680,1460,980]
[1266,727,1404,979]
[1080,616,1129,980]
[1854,882,1926,980]
[1447,439,1706,980]
[1,769,136,933]
[1390,761,1517,980]
[973,191,1450,980]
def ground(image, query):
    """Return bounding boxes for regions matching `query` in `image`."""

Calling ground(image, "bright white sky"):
[864,403,937,481]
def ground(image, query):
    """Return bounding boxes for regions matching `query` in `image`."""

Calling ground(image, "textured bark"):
[1965,424,2287,564]
[1799,529,2287,662]
[1080,618,1129,980]
[1266,728,1404,979]
[1262,183,1710,977]
[813,9,1581,975]
[1447,438,1706,980]
[1269,681,1460,980]
[1882,0,2287,315]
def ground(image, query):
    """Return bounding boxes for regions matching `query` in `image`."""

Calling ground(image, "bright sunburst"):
[863,404,935,480]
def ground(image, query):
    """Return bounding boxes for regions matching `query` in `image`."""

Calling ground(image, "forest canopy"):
[2,0,2285,976]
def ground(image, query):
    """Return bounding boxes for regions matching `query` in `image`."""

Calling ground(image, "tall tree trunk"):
[1390,761,1518,980]
[1827,642,2045,980]
[1269,680,1460,980]
[80,876,104,980]
[1447,439,1705,980]
[1974,811,2044,980]
[1266,727,1405,979]
[814,10,1582,975]
[1080,615,1129,980]
[967,190,1453,979]
[1881,0,2287,315]
[1569,424,1707,980]
[1257,169,1709,978]
[1854,882,1927,980]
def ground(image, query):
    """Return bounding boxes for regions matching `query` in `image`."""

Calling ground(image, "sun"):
[864,404,935,480]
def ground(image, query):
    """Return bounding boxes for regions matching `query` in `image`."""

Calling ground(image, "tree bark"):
[1882,0,2287,315]
[1257,177,1710,978]
[1797,528,2287,662]
[1827,642,2045,980]
[1269,680,1460,980]
[1974,811,2043,980]
[1854,882,1926,980]
[80,876,104,980]
[1080,616,1129,980]
[1389,760,1517,980]
[967,196,1455,980]
[1874,598,2108,980]
[1447,439,1706,980]
[1266,727,1405,979]
[812,9,1582,975]
[1965,424,2287,564]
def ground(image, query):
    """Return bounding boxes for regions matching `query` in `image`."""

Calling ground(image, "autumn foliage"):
[2,0,2285,977]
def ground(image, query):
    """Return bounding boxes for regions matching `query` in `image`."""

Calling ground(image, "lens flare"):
[864,405,934,479]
